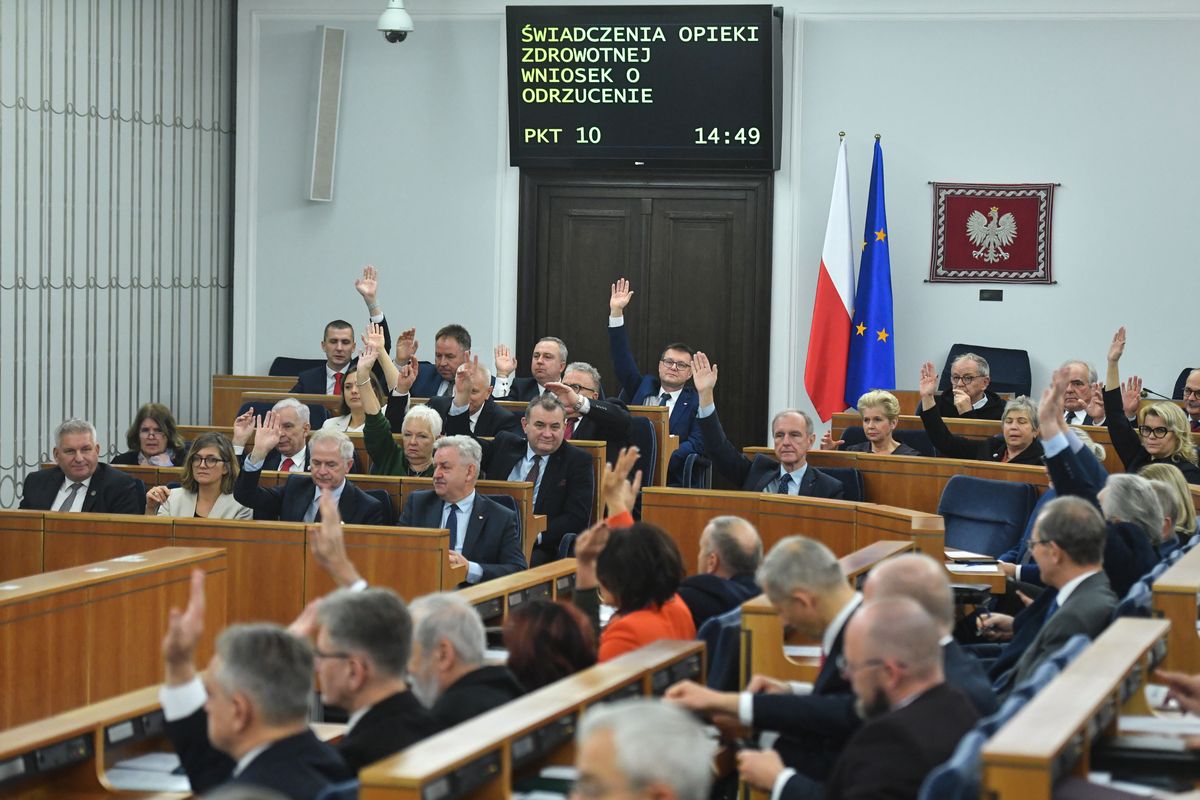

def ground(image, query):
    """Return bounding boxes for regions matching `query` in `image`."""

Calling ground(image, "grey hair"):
[434,435,483,471]
[756,535,846,601]
[403,404,443,437]
[565,361,603,392]
[1036,496,1107,565]
[952,352,991,378]
[309,428,355,461]
[863,554,953,632]
[55,418,97,444]
[410,592,485,668]
[1002,396,1039,431]
[703,516,763,576]
[212,624,313,726]
[1101,473,1164,545]
[537,336,568,364]
[1071,428,1107,463]
[1061,360,1099,384]
[272,397,310,425]
[317,588,413,678]
[578,699,716,800]
[770,408,814,436]
[854,598,943,680]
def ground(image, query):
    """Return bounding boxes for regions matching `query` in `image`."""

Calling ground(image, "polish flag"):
[804,140,855,421]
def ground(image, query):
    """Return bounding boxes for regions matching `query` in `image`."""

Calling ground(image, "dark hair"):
[1037,496,1107,565]
[660,342,695,358]
[323,319,354,340]
[435,324,472,351]
[503,600,597,691]
[125,403,185,453]
[596,523,685,614]
[338,370,385,416]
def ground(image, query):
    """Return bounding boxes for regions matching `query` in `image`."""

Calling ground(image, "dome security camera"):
[378,0,413,43]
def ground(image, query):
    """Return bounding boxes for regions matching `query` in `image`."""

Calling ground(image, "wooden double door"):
[516,170,774,471]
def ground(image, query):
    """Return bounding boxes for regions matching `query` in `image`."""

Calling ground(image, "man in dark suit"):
[544,361,632,461]
[678,515,762,630]
[404,323,473,399]
[424,361,520,436]
[231,398,312,472]
[446,365,594,565]
[407,592,525,729]
[234,421,382,525]
[159,572,352,799]
[607,278,705,486]
[935,352,1005,420]
[20,418,143,514]
[291,266,392,396]
[397,435,527,583]
[691,352,844,498]
[665,536,860,782]
[492,336,569,402]
[737,599,980,800]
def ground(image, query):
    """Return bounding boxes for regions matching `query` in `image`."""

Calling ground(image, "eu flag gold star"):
[876,328,889,342]
[874,229,887,242]
[855,322,866,336]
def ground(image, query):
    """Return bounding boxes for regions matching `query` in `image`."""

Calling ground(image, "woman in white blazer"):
[145,432,253,519]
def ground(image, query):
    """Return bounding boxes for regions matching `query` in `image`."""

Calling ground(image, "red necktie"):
[333,372,344,395]
[279,457,295,473]
[564,417,577,440]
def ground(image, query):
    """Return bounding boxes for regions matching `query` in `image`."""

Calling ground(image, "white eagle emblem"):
[966,206,1017,264]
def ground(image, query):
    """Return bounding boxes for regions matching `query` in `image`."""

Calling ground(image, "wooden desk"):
[981,617,1170,800]
[739,540,916,687]
[1153,544,1200,673]
[457,559,577,625]
[211,373,297,426]
[628,405,677,488]
[0,547,228,730]
[358,640,705,800]
[639,488,943,573]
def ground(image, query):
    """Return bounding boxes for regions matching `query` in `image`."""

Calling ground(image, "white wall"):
[237,0,1200,442]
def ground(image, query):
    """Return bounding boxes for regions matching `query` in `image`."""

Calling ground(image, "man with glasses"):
[1183,369,1200,432]
[544,361,632,462]
[935,352,1005,420]
[20,418,143,514]
[606,278,705,485]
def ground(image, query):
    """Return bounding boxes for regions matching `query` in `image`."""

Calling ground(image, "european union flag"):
[844,138,896,406]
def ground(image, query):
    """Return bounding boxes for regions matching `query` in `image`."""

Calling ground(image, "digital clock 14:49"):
[694,127,761,145]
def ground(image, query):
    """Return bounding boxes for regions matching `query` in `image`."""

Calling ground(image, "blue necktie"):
[446,503,460,550]
[776,473,793,495]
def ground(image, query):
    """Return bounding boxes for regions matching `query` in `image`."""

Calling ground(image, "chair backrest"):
[629,416,658,487]
[365,488,396,526]
[236,400,329,430]
[485,494,523,543]
[936,476,1038,556]
[315,779,359,800]
[820,467,864,503]
[269,356,327,377]
[1173,367,1198,400]
[938,343,1032,397]
[696,605,743,691]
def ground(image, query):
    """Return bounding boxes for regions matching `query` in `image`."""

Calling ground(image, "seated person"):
[321,369,385,433]
[918,361,1043,464]
[20,418,142,514]
[405,323,473,399]
[1104,327,1200,483]
[736,599,980,800]
[234,418,383,524]
[292,265,391,395]
[574,699,717,800]
[678,515,762,630]
[232,398,311,472]
[545,361,633,459]
[935,352,1005,420]
[397,436,527,584]
[1141,462,1198,540]
[407,592,525,729]
[112,403,189,465]
[492,337,569,401]
[445,360,594,566]
[159,572,351,798]
[607,277,705,485]
[692,352,844,497]
[821,389,925,456]
[423,359,520,436]
[356,341,438,477]
[146,432,252,519]
[1184,368,1200,433]
[502,600,597,691]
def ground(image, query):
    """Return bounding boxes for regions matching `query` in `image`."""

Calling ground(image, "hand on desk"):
[162,568,206,686]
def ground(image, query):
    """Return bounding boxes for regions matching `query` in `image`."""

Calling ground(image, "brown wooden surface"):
[0,510,44,581]
[0,547,227,730]
[211,373,298,425]
[1153,544,1200,673]
[359,640,705,799]
[42,513,176,572]
[981,618,1169,800]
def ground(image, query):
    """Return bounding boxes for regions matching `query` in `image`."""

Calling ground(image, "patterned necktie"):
[57,482,83,512]
[279,457,295,473]
[333,372,344,395]
[776,473,793,495]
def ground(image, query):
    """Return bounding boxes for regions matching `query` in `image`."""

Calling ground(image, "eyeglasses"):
[191,455,228,468]
[1138,425,1170,440]
[660,358,693,371]
[1184,388,1200,398]
[835,655,888,677]
[949,375,979,384]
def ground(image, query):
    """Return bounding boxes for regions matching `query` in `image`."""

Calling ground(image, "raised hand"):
[1107,326,1127,364]
[394,355,419,395]
[145,485,170,515]
[232,409,255,447]
[691,351,718,401]
[355,264,379,305]
[494,344,517,377]
[820,430,844,451]
[542,381,580,412]
[601,446,642,517]
[609,277,634,316]
[1121,376,1143,419]
[393,327,418,363]
[250,410,282,460]
[162,568,206,684]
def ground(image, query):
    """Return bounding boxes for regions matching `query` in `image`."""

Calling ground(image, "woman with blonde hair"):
[821,389,923,456]
[145,432,251,519]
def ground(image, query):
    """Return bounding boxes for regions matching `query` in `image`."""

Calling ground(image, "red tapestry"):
[928,182,1056,284]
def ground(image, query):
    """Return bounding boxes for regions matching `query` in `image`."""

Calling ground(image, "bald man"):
[863,554,996,716]
[738,599,980,800]
[678,516,763,629]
